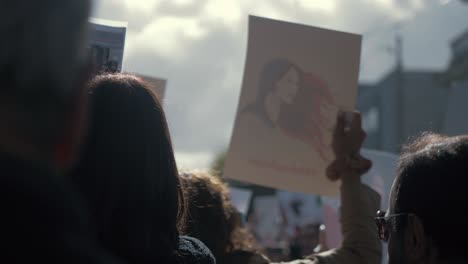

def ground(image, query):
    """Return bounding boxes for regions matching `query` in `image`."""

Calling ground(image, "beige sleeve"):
[312,178,382,264]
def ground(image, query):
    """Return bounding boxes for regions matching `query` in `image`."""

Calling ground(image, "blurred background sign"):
[88,18,127,74]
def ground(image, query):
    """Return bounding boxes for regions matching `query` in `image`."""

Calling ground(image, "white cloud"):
[201,0,244,27]
[119,0,160,14]
[175,151,214,170]
[129,16,208,60]
[296,0,337,13]
[172,0,197,6]
[120,0,342,62]
[371,0,427,19]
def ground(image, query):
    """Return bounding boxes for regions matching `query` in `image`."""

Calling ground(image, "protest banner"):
[89,18,128,74]
[224,16,362,195]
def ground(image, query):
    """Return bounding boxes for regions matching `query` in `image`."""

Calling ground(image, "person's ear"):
[404,215,427,262]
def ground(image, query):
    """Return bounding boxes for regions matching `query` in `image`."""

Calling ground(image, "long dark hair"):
[255,58,301,106]
[72,74,185,263]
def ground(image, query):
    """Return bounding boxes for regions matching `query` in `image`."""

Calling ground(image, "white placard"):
[277,191,323,237]
[250,196,283,247]
[89,18,128,74]
[224,16,362,195]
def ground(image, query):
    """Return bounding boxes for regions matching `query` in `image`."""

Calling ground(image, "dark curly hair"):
[179,171,263,262]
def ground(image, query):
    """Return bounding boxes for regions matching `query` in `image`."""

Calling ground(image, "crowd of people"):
[2,0,468,263]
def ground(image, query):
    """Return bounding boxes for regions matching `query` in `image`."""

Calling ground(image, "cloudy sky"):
[92,0,468,169]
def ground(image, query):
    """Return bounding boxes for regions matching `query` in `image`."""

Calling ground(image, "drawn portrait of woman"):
[240,58,336,163]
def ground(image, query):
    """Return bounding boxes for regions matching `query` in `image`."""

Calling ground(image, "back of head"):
[180,171,259,262]
[73,74,184,263]
[0,0,90,152]
[393,133,468,260]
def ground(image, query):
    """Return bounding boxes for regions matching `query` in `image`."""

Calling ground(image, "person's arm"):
[276,112,382,264]
[312,111,382,264]
[312,176,381,264]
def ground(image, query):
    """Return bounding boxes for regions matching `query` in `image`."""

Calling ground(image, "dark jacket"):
[178,236,216,264]
[0,151,120,263]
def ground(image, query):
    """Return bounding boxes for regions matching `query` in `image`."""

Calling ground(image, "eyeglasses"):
[374,210,416,242]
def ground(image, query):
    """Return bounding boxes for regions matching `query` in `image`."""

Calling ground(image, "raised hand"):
[326,111,371,181]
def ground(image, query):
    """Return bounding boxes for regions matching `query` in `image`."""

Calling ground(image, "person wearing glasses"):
[375,134,468,264]
[282,112,382,264]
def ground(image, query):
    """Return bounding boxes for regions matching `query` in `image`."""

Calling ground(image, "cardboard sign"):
[224,16,362,195]
[89,18,128,74]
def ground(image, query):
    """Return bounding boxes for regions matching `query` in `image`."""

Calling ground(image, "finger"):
[326,160,341,181]
[355,158,372,175]
[334,111,346,139]
[349,111,362,133]
[347,155,372,174]
[352,129,367,150]
[332,112,346,152]
[358,130,367,145]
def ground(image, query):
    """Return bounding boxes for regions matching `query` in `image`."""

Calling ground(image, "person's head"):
[383,133,468,264]
[72,74,185,263]
[179,171,259,262]
[0,0,92,168]
[257,59,301,106]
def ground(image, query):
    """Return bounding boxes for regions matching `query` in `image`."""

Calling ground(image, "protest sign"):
[276,191,323,237]
[249,196,284,247]
[89,18,128,74]
[224,16,362,195]
[229,187,253,215]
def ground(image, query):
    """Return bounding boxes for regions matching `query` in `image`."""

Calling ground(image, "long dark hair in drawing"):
[242,58,336,161]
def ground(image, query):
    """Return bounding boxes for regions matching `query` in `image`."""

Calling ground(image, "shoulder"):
[177,236,216,264]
